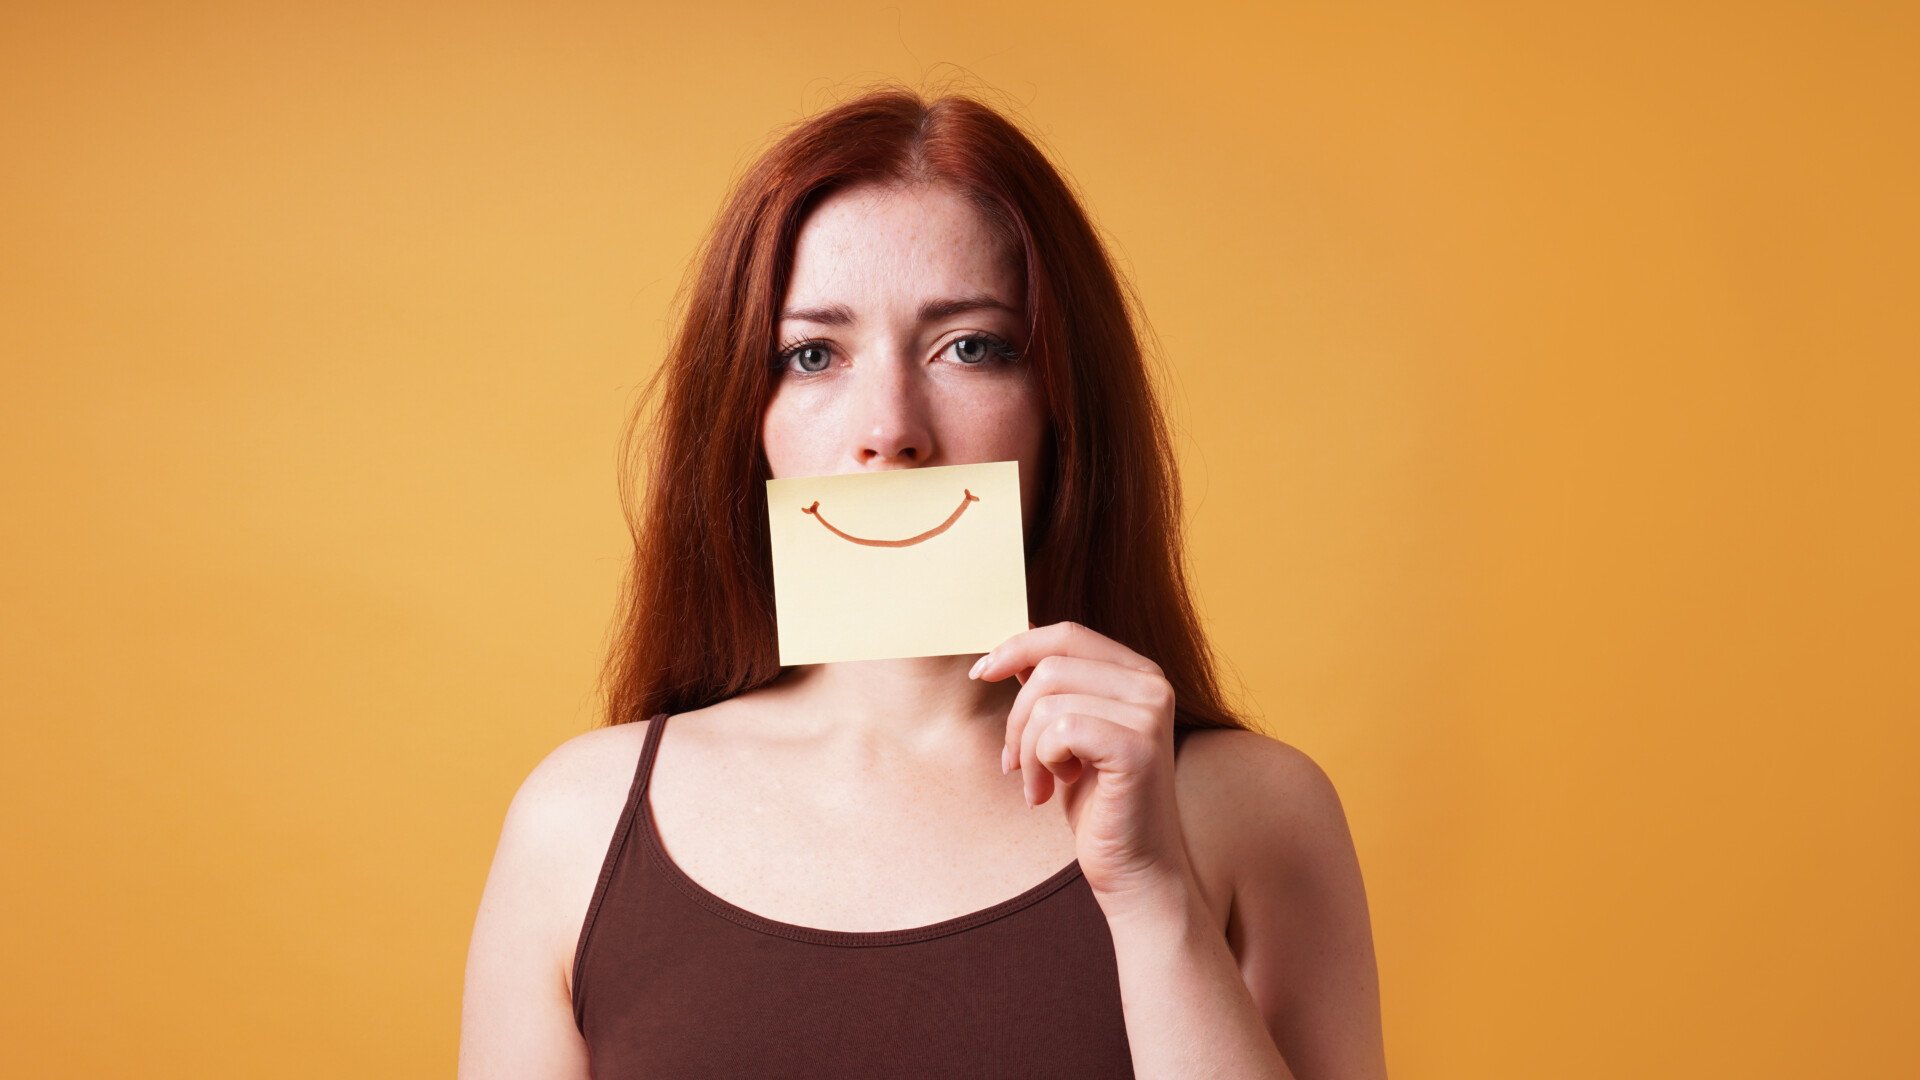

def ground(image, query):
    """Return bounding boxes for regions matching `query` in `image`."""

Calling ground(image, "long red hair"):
[599,85,1251,736]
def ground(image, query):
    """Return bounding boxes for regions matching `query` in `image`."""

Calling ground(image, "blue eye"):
[945,333,1023,366]
[772,340,834,375]
[771,332,1024,377]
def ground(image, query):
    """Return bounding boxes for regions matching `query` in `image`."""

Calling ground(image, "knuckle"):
[1126,701,1159,730]
[1129,727,1158,765]
[1153,680,1176,713]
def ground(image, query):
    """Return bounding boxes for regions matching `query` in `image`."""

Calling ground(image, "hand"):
[969,620,1195,913]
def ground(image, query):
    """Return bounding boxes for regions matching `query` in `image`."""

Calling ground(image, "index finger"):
[968,620,1161,682]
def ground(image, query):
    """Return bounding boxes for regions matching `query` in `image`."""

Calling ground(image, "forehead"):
[782,182,1022,312]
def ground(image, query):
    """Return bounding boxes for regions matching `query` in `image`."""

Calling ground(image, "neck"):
[757,653,1018,755]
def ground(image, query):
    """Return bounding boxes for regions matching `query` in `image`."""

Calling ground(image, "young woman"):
[460,87,1386,1079]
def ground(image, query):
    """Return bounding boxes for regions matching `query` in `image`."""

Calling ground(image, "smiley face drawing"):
[801,488,979,548]
[764,460,1028,665]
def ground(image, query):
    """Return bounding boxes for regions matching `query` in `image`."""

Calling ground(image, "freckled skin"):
[760,181,1051,535]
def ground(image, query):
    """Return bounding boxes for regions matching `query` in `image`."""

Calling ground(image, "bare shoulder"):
[511,721,651,825]
[486,721,654,991]
[1174,727,1387,1078]
[1173,729,1352,912]
[460,721,653,1078]
[1176,727,1351,857]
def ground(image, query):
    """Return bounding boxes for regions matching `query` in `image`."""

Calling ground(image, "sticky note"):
[765,460,1029,665]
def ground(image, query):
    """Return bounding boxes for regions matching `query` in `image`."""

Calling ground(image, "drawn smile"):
[801,489,980,548]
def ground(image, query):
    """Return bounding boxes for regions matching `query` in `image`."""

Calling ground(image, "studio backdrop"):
[2,2,1914,1077]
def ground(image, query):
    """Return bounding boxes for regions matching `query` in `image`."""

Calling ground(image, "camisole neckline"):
[637,711,1088,948]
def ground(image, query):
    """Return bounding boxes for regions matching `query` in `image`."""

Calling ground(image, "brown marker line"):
[801,488,981,548]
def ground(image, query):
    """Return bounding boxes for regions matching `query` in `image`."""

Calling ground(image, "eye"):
[772,340,834,376]
[771,333,1024,377]
[942,333,1023,366]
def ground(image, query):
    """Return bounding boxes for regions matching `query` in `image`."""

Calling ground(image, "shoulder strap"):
[572,711,669,1031]
[637,709,669,791]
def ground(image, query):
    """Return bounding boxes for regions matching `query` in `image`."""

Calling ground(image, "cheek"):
[952,377,1046,445]
[956,386,1048,515]
[1008,386,1051,470]
[759,389,817,476]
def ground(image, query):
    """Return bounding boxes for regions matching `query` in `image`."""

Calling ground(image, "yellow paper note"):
[766,460,1029,665]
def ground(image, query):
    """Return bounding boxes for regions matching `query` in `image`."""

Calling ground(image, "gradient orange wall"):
[3,3,1914,1076]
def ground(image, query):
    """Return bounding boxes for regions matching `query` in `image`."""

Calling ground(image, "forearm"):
[1105,882,1295,1080]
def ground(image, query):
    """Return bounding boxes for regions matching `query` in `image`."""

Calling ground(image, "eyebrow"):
[778,293,1019,326]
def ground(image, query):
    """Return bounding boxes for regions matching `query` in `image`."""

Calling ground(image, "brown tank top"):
[571,711,1195,1077]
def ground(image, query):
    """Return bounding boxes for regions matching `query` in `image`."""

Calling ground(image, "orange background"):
[3,3,1915,1077]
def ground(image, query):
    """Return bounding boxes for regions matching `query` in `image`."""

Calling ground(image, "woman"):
[460,87,1386,1079]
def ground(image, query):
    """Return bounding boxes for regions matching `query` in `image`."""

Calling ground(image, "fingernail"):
[1000,745,1010,774]
[969,654,988,679]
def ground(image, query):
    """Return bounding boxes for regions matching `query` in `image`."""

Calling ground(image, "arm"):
[1106,733,1387,1079]
[1107,873,1299,1079]
[1227,738,1386,1078]
[458,739,609,1079]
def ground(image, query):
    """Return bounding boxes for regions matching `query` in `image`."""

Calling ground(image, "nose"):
[852,354,935,467]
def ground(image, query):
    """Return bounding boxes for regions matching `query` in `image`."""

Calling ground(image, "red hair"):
[599,85,1252,736]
